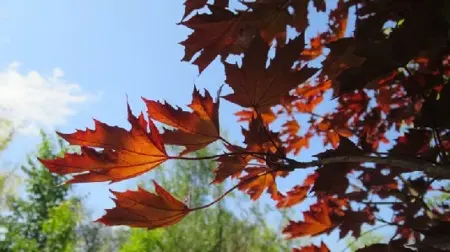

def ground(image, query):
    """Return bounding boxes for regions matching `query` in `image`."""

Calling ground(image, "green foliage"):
[0,131,79,251]
[0,119,14,155]
[41,200,81,252]
[0,119,21,214]
[76,221,129,252]
[345,229,384,252]
[120,146,292,252]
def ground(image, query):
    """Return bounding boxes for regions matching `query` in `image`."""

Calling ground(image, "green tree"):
[0,119,21,213]
[345,230,384,252]
[76,220,129,252]
[0,119,14,155]
[119,147,293,252]
[0,131,80,252]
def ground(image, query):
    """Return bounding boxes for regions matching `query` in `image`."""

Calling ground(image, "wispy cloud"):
[0,62,100,135]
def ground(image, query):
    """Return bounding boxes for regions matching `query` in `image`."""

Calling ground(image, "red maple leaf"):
[96,181,191,229]
[293,242,329,252]
[180,5,252,73]
[39,104,168,183]
[276,173,318,208]
[238,167,287,201]
[144,87,220,155]
[212,145,250,184]
[224,33,318,110]
[283,201,335,238]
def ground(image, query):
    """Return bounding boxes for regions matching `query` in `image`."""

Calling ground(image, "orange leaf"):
[242,115,281,154]
[328,0,349,40]
[144,87,220,155]
[276,173,317,208]
[238,167,286,201]
[286,133,312,156]
[336,127,353,137]
[235,108,276,124]
[276,185,309,208]
[283,201,334,238]
[296,80,332,98]
[317,120,331,131]
[96,181,190,229]
[39,104,168,183]
[300,35,325,61]
[293,242,330,252]
[224,33,318,110]
[212,154,247,184]
[295,102,313,113]
[281,120,300,136]
[326,130,340,148]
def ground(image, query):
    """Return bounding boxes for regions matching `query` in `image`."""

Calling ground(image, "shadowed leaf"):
[224,33,319,110]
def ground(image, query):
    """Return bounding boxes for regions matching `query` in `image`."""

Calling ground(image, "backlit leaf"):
[283,201,334,238]
[96,181,190,229]
[212,150,248,184]
[238,167,287,201]
[144,87,220,155]
[40,104,168,183]
[293,242,329,252]
[276,173,317,208]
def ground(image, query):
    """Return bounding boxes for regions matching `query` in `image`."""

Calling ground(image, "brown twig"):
[288,155,450,178]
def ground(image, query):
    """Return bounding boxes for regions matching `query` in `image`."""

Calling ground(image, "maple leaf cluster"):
[41,0,450,251]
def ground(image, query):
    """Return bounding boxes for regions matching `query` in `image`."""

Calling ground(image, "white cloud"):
[0,62,99,135]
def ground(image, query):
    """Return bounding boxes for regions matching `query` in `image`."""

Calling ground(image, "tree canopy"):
[0,131,80,251]
[40,0,450,251]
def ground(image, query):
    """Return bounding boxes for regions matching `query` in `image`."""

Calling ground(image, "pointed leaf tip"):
[96,184,190,229]
[39,105,169,184]
[145,87,221,155]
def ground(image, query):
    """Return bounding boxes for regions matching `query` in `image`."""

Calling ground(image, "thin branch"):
[169,150,274,161]
[397,174,419,198]
[190,169,274,211]
[361,201,398,205]
[397,174,438,219]
[433,129,448,163]
[288,155,450,178]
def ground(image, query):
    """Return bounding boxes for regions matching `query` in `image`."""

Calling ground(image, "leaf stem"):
[189,170,274,211]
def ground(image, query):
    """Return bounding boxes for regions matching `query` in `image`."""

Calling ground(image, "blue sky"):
[0,0,388,250]
[0,0,233,209]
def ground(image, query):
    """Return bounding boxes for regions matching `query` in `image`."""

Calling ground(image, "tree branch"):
[288,155,450,178]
